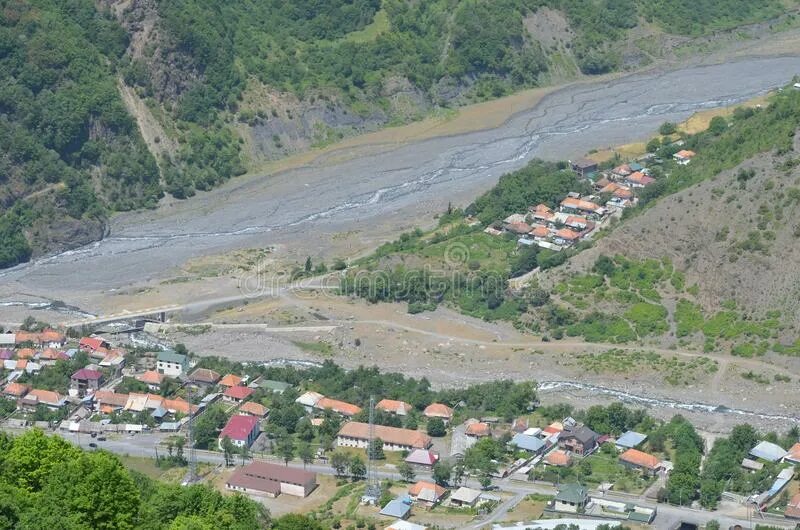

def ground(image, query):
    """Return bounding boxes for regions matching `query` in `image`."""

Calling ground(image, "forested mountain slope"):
[0,0,797,269]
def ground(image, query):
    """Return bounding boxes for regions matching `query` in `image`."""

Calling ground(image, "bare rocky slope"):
[554,133,800,333]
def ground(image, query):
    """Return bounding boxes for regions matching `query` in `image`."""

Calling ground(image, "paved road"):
[47,429,794,529]
[3,56,800,306]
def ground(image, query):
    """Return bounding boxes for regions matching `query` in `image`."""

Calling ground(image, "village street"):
[13,428,789,530]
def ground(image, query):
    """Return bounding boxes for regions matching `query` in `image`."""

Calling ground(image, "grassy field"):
[342,9,389,43]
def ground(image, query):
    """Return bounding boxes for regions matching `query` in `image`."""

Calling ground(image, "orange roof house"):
[136,370,165,387]
[16,348,36,360]
[223,385,255,402]
[219,374,242,388]
[3,382,29,398]
[674,149,696,159]
[317,397,362,417]
[39,329,65,344]
[619,448,661,471]
[531,225,550,239]
[465,421,491,438]
[561,197,601,214]
[408,481,447,504]
[337,422,432,450]
[239,401,269,417]
[545,450,572,467]
[376,399,413,416]
[423,403,453,421]
[555,228,581,242]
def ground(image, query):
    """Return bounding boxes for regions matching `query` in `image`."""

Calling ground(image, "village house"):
[558,425,599,455]
[2,382,29,400]
[39,348,68,365]
[295,391,324,413]
[408,480,447,507]
[673,149,696,165]
[223,385,254,404]
[449,486,483,508]
[551,483,589,513]
[560,197,604,218]
[625,171,655,188]
[553,228,581,246]
[188,368,221,387]
[464,419,491,438]
[750,440,787,462]
[785,493,800,519]
[156,350,187,377]
[219,414,260,449]
[238,401,269,418]
[21,389,66,410]
[39,330,66,348]
[544,450,572,467]
[136,370,165,392]
[316,397,362,417]
[79,336,109,353]
[377,398,413,416]
[530,204,555,223]
[571,158,598,178]
[0,334,14,348]
[615,431,647,450]
[619,449,662,476]
[404,448,439,467]
[337,422,432,452]
[218,374,243,389]
[509,433,546,454]
[226,461,317,498]
[612,164,632,178]
[380,498,412,520]
[423,403,453,423]
[783,442,800,465]
[70,368,103,397]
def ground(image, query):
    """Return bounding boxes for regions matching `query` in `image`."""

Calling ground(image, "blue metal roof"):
[750,441,787,462]
[616,431,647,449]
[510,433,546,452]
[380,499,411,518]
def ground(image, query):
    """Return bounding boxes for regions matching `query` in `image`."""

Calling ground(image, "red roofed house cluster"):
[484,156,667,252]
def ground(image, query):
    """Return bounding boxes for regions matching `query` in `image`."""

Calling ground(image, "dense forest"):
[1,0,795,269]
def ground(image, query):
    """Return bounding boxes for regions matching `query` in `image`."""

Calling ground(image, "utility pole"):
[361,395,381,504]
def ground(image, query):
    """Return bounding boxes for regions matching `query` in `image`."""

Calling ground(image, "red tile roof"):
[785,493,800,519]
[189,368,221,384]
[338,422,432,449]
[561,197,601,213]
[224,385,255,401]
[531,226,550,238]
[220,415,259,442]
[317,397,362,417]
[72,368,103,381]
[16,348,36,359]
[620,448,661,470]
[465,422,491,437]
[79,337,106,351]
[239,401,269,417]
[408,481,446,500]
[545,450,571,466]
[2,382,29,397]
[555,228,581,241]
[26,389,63,406]
[219,374,242,387]
[40,330,65,343]
[423,403,453,419]
[675,149,696,159]
[786,442,800,461]
[376,399,412,415]
[136,370,164,386]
